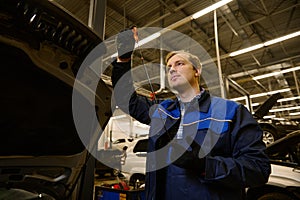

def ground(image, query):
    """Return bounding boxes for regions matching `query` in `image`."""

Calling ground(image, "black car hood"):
[253,93,283,119]
[0,0,111,199]
[266,130,300,155]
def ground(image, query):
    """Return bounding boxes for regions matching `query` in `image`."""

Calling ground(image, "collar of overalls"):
[164,89,211,114]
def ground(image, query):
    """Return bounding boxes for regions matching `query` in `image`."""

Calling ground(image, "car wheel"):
[129,173,145,187]
[257,192,294,200]
[262,127,278,145]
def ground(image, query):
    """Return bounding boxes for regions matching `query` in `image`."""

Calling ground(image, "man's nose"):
[168,65,176,74]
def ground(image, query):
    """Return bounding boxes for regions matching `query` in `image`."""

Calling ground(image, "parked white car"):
[120,138,148,186]
[246,130,300,200]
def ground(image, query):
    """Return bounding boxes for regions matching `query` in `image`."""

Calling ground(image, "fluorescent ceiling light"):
[273,117,286,121]
[191,0,233,19]
[136,32,161,47]
[229,30,300,57]
[278,96,300,102]
[230,96,247,101]
[253,66,300,80]
[246,96,300,108]
[263,115,275,119]
[138,0,233,46]
[110,0,233,59]
[251,103,260,107]
[289,112,300,116]
[229,44,264,57]
[264,31,300,46]
[230,88,291,101]
[270,105,300,112]
[250,88,291,98]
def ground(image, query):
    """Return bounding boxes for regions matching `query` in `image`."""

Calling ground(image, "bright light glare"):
[253,66,300,80]
[278,96,300,102]
[263,115,275,119]
[290,112,300,116]
[192,0,233,19]
[229,44,264,57]
[270,106,300,112]
[229,30,300,57]
[231,88,291,101]
[136,32,161,47]
[264,31,300,46]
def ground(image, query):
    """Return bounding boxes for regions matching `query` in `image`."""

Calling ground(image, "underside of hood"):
[0,0,112,156]
[0,0,112,199]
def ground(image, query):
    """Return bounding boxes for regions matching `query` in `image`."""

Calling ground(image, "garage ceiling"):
[52,0,300,120]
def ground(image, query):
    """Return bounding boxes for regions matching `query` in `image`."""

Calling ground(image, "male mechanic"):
[111,27,270,200]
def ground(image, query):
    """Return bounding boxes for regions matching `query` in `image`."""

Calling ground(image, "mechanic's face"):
[166,54,200,93]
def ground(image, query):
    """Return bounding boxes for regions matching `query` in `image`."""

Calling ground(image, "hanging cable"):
[135,38,157,102]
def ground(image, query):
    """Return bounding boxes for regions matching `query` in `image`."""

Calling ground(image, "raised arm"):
[111,27,154,125]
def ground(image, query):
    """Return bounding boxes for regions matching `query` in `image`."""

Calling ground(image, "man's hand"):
[170,138,206,172]
[116,26,138,60]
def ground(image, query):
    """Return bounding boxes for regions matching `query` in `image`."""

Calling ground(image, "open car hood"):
[0,0,111,199]
[253,93,283,119]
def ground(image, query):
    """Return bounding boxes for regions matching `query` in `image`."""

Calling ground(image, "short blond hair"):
[165,51,202,71]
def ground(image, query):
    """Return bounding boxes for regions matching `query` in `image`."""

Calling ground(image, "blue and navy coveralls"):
[111,60,271,200]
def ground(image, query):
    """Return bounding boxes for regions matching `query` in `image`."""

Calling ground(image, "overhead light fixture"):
[278,96,300,102]
[263,115,276,119]
[264,31,300,46]
[229,30,300,57]
[191,0,233,19]
[253,66,300,80]
[109,0,233,59]
[229,44,264,57]
[230,96,246,101]
[230,88,291,101]
[270,105,300,112]
[136,32,161,47]
[273,117,286,121]
[250,88,291,98]
[289,112,300,116]
[246,96,300,108]
[143,0,233,42]
[251,103,260,107]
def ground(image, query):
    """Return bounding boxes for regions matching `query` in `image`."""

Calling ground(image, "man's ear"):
[195,68,201,77]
